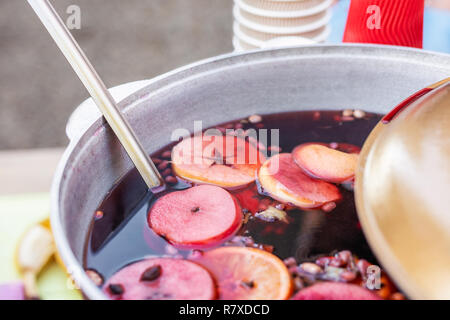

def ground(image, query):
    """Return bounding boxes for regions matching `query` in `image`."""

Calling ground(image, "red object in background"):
[343,0,424,48]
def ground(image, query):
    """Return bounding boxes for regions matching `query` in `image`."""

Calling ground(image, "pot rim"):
[50,44,450,300]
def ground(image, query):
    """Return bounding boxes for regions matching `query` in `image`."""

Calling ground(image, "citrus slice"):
[172,135,265,188]
[191,246,292,300]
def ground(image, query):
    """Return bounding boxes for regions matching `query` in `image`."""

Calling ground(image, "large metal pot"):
[51,44,450,300]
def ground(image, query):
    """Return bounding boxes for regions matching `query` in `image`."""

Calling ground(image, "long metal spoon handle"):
[27,0,162,189]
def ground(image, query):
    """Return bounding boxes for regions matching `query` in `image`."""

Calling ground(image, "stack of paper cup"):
[233,0,333,51]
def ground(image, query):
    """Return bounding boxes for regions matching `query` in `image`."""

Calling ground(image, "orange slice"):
[191,246,292,300]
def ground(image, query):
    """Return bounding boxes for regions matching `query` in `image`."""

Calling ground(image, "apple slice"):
[292,282,381,300]
[258,153,341,209]
[292,143,358,183]
[172,135,265,188]
[103,258,216,300]
[148,185,242,248]
[331,142,361,155]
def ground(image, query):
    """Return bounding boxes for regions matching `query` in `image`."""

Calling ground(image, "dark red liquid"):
[84,110,382,282]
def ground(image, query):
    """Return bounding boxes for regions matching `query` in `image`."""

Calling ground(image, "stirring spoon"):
[27,0,163,190]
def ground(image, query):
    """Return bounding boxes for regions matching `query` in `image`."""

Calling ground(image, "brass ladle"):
[356,78,450,299]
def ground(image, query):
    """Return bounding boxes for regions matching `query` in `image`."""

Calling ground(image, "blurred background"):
[0,0,449,194]
[1,0,449,151]
[0,0,233,150]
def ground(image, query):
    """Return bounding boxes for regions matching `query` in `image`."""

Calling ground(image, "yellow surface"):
[0,193,82,300]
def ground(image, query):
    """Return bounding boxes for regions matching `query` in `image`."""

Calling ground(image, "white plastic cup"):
[235,22,329,42]
[233,22,330,48]
[233,36,258,52]
[233,5,331,34]
[235,0,333,18]
[261,36,317,48]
